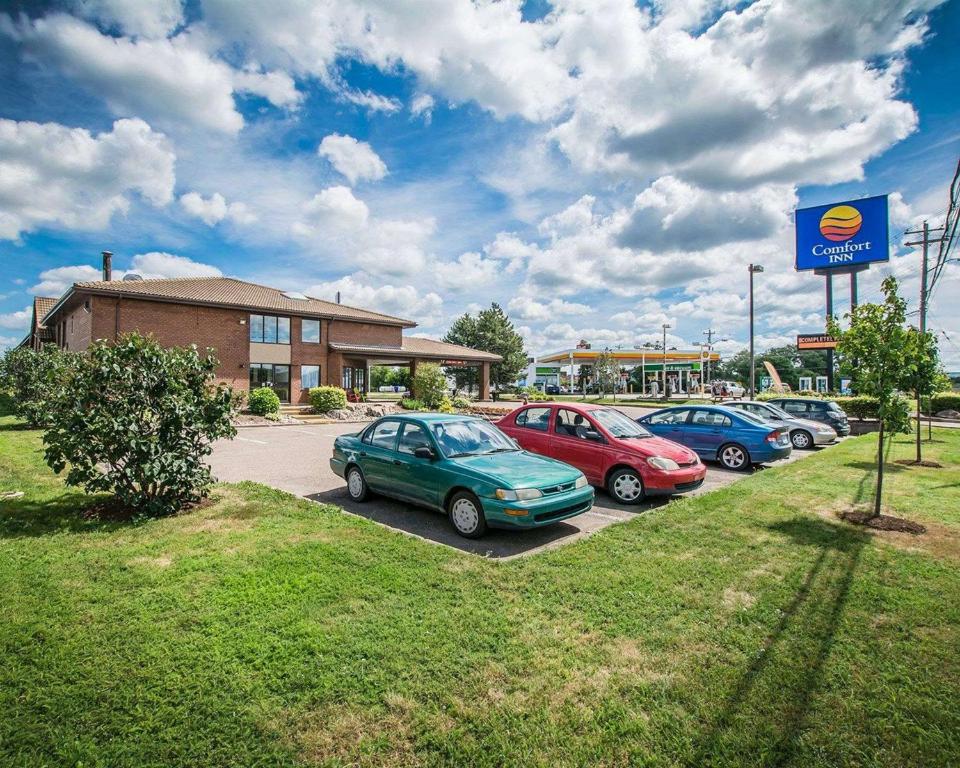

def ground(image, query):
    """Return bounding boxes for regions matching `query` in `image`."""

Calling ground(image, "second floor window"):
[250,314,290,344]
[302,318,320,343]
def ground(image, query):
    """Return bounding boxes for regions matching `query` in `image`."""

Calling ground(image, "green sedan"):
[330,413,594,538]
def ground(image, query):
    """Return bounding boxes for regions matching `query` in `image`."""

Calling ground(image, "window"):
[515,406,551,432]
[591,408,651,438]
[342,367,353,390]
[250,314,290,344]
[398,423,432,455]
[555,409,599,440]
[431,419,517,458]
[690,410,731,427]
[648,409,690,426]
[367,420,401,450]
[302,318,320,343]
[301,365,320,390]
[782,401,808,414]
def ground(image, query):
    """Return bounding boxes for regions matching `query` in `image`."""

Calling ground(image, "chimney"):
[336,291,341,304]
[102,251,113,282]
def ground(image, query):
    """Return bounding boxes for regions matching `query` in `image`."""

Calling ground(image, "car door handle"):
[359,451,367,457]
[393,459,403,465]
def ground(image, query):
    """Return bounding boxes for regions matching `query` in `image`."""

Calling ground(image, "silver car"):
[722,400,837,449]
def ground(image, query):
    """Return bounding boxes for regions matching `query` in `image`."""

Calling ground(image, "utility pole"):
[702,328,716,386]
[748,264,764,399]
[661,323,671,400]
[905,221,947,458]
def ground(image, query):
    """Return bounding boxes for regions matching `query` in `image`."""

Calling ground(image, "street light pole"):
[748,264,764,399]
[661,323,670,401]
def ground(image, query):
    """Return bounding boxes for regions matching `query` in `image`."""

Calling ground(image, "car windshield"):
[826,402,844,412]
[431,419,518,458]
[591,408,652,438]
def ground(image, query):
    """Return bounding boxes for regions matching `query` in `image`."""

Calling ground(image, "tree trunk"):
[873,420,884,519]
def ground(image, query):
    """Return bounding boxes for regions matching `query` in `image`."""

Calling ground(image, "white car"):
[713,381,745,398]
[723,400,838,449]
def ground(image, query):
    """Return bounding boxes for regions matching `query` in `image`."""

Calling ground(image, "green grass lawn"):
[2,400,959,767]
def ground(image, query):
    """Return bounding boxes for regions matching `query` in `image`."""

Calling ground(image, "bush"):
[452,395,471,410]
[248,386,280,415]
[412,363,447,409]
[518,386,547,401]
[400,398,425,411]
[0,345,78,427]
[438,395,454,413]
[43,333,236,517]
[930,392,960,414]
[263,411,281,422]
[310,385,347,413]
[833,395,880,420]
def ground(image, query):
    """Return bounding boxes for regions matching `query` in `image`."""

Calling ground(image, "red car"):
[496,402,706,504]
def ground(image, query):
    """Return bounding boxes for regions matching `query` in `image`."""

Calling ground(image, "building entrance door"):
[250,363,291,403]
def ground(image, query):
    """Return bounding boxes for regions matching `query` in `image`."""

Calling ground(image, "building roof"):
[537,348,720,364]
[33,296,56,323]
[49,277,416,327]
[328,337,502,362]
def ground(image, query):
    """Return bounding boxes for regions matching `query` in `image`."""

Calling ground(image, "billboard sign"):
[797,334,837,350]
[795,194,889,271]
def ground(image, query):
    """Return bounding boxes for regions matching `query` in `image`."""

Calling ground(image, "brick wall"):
[328,319,402,347]
[62,298,92,352]
[289,316,327,403]
[90,295,249,392]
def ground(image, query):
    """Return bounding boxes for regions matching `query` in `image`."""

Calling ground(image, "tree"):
[0,345,78,428]
[411,362,448,409]
[43,333,236,517]
[904,327,941,461]
[593,349,619,400]
[828,277,912,518]
[443,303,526,393]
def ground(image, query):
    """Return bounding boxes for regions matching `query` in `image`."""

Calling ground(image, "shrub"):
[518,386,547,401]
[263,411,281,422]
[412,363,447,409]
[310,386,347,413]
[248,386,280,415]
[0,345,78,427]
[400,397,425,411]
[438,395,454,413]
[930,392,960,413]
[43,333,236,517]
[833,395,880,420]
[452,394,471,410]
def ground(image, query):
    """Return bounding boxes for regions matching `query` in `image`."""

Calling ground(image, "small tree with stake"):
[43,333,237,517]
[828,277,912,519]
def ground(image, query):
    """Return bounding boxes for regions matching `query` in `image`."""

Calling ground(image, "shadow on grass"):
[688,515,868,766]
[0,492,136,539]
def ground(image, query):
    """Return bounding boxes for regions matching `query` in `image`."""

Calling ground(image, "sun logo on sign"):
[819,205,863,242]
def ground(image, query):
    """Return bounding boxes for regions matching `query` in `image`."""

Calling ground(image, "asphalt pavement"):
[210,419,824,559]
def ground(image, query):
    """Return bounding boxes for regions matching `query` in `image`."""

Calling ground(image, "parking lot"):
[210,418,823,559]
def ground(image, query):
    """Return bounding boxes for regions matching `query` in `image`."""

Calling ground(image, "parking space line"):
[236,436,268,445]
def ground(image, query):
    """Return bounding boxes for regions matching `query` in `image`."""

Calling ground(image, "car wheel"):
[607,468,645,504]
[447,491,488,538]
[346,466,370,502]
[790,430,813,450]
[718,443,750,471]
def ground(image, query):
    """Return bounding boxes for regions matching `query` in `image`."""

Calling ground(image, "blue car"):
[637,405,792,471]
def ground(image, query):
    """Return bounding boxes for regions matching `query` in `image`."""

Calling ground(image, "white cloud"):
[127,252,223,279]
[70,0,185,38]
[304,274,443,326]
[294,186,434,277]
[0,306,31,330]
[233,68,302,109]
[410,92,435,123]
[507,296,593,322]
[30,253,221,295]
[179,191,257,226]
[317,134,388,185]
[0,117,175,241]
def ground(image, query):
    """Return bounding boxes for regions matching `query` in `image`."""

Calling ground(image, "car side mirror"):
[414,447,435,460]
[584,429,602,442]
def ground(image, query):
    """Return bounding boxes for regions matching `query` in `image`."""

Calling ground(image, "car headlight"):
[647,456,680,471]
[574,474,588,489]
[495,488,543,501]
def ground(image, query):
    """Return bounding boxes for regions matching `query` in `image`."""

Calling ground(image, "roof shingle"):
[66,277,416,327]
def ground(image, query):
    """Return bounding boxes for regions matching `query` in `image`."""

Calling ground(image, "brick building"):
[23,266,499,403]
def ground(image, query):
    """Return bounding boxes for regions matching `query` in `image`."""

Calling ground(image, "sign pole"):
[825,272,834,393]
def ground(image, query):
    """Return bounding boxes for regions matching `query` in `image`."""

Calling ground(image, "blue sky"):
[1,0,958,368]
